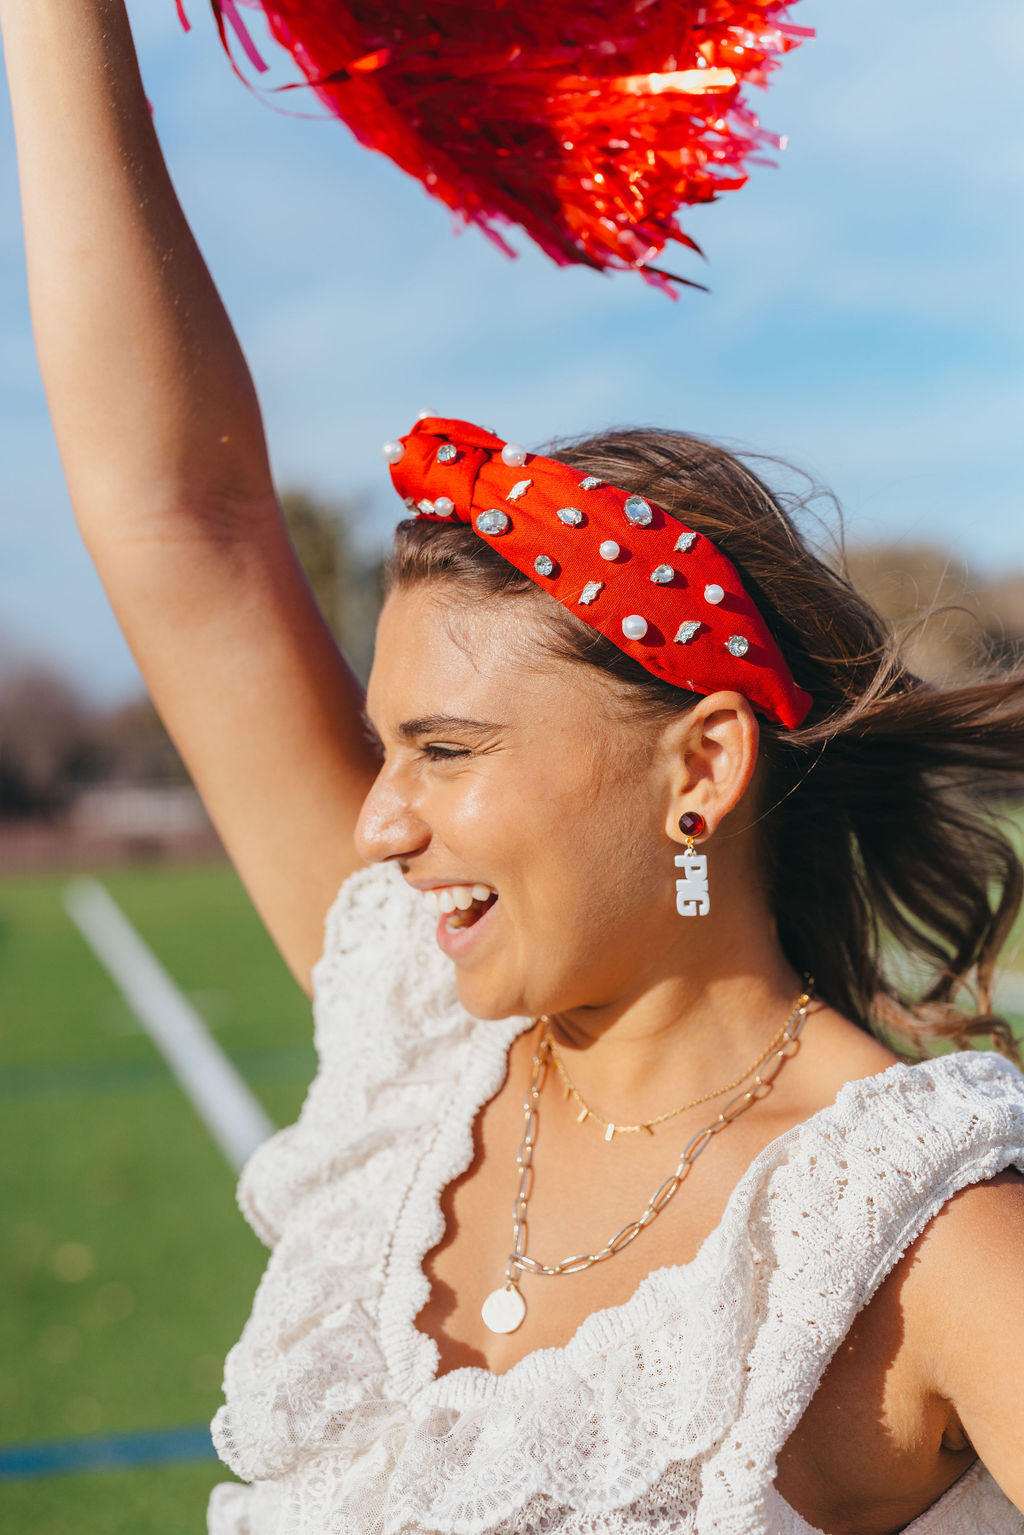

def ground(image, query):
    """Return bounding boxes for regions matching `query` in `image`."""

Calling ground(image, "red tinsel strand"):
[180,1,811,288]
[219,0,270,72]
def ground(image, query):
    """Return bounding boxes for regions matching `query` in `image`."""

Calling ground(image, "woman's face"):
[356,583,700,1022]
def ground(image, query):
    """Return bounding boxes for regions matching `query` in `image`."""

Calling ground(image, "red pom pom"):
[186,2,812,291]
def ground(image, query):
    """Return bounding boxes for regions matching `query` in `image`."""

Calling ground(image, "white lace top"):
[207,861,1024,1535]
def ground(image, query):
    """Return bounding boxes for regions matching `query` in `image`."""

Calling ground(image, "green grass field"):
[0,863,316,1533]
[2,817,1022,1533]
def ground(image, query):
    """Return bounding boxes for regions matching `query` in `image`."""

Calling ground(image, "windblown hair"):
[384,428,1024,1063]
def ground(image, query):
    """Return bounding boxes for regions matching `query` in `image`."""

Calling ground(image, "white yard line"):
[63,878,275,1172]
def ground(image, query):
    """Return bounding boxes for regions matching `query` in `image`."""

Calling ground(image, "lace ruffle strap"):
[697,1052,1024,1534]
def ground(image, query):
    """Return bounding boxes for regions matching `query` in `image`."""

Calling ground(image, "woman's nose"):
[354,767,431,866]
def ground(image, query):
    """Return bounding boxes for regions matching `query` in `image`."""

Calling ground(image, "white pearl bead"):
[417,407,440,420]
[433,495,455,516]
[501,442,528,467]
[621,614,648,640]
[599,540,620,561]
[704,583,725,605]
[381,440,405,465]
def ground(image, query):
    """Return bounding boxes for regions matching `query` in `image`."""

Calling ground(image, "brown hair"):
[384,427,1024,1063]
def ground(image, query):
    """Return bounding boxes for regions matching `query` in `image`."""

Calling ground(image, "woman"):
[3,4,1024,1532]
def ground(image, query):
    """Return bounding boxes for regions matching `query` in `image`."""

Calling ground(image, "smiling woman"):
[3,3,1024,1534]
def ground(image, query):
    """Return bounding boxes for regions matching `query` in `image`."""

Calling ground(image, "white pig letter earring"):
[674,811,709,917]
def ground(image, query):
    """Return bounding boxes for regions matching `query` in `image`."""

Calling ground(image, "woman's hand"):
[1,0,381,991]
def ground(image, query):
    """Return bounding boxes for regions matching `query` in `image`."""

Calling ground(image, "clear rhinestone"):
[579,476,603,490]
[579,581,603,605]
[674,529,698,553]
[650,564,675,584]
[674,620,702,645]
[507,479,532,502]
[534,554,555,577]
[436,443,458,464]
[556,506,583,526]
[624,495,653,527]
[476,509,510,536]
[725,634,750,658]
[417,498,435,514]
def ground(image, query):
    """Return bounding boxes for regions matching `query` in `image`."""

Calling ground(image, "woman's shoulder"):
[790,1003,1024,1143]
[826,1045,1024,1147]
[792,1045,1024,1201]
[746,1044,1024,1292]
[761,1008,1024,1211]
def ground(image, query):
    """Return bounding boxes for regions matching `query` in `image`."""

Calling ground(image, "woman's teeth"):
[425,884,497,929]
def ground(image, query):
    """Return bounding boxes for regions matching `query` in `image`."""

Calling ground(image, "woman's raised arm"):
[1,0,381,991]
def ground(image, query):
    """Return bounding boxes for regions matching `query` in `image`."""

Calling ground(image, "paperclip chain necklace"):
[480,983,813,1335]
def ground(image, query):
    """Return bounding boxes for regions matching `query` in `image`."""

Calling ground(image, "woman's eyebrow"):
[396,713,507,739]
[360,709,506,745]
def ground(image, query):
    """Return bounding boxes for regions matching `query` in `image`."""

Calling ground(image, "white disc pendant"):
[481,1284,526,1335]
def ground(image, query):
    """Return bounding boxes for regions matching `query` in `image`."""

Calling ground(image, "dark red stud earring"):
[677,811,706,839]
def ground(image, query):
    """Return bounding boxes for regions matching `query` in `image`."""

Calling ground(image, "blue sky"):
[1,0,1021,703]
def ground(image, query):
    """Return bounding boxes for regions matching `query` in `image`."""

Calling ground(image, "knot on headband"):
[384,416,813,731]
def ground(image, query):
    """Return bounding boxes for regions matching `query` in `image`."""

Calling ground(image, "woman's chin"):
[453,968,534,1023]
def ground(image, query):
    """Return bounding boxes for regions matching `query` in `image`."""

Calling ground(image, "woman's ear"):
[661,691,761,843]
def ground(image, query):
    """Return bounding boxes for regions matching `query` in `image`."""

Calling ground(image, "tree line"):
[0,490,384,819]
[1,493,1022,821]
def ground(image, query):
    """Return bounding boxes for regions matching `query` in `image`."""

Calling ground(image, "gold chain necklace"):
[480,983,813,1336]
[543,1003,803,1140]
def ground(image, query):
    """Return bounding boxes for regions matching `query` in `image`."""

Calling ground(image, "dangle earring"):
[674,811,710,917]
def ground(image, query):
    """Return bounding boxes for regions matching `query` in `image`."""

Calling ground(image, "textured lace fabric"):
[207,862,1024,1535]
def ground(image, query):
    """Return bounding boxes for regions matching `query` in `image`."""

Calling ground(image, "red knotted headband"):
[384,416,813,730]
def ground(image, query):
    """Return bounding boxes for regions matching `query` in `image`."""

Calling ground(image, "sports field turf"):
[0,863,316,1532]
[2,818,1022,1533]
